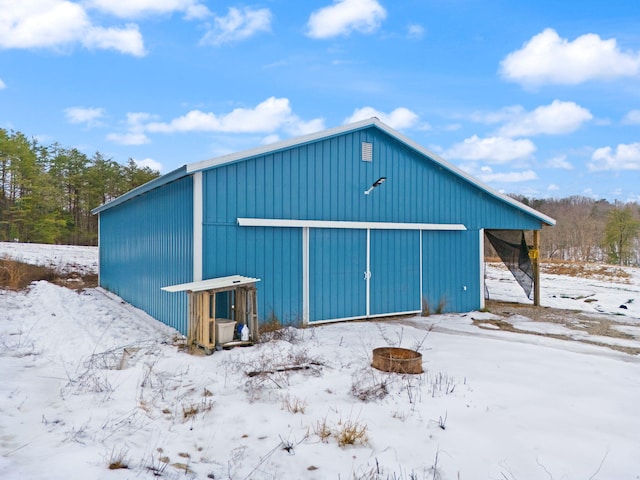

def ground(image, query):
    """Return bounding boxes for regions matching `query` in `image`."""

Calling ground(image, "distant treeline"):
[510,195,640,266]
[1,128,159,246]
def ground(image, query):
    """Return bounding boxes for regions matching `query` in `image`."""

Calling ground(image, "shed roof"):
[92,118,555,226]
[162,275,260,293]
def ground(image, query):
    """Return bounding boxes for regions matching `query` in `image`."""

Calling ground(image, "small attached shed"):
[92,118,555,338]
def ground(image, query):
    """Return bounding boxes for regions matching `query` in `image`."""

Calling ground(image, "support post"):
[532,229,541,306]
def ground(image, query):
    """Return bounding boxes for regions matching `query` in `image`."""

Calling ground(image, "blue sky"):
[1,0,640,202]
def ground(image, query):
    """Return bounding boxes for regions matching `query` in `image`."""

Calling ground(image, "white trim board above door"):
[238,218,466,231]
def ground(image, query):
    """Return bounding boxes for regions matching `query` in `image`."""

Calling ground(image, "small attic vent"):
[361,142,373,162]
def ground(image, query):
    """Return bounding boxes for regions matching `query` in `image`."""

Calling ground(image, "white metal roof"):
[162,275,260,293]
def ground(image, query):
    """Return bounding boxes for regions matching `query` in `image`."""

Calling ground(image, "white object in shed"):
[162,275,260,354]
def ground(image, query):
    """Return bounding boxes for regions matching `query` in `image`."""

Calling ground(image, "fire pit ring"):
[371,347,423,374]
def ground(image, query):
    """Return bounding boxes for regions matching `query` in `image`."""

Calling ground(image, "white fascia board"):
[237,218,466,231]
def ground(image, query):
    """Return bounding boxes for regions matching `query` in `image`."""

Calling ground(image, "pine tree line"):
[0,128,159,245]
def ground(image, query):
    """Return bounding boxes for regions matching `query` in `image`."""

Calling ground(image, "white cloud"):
[589,143,640,171]
[64,106,105,126]
[133,157,162,171]
[547,184,560,192]
[0,78,5,89]
[407,24,424,39]
[147,97,291,133]
[83,24,145,56]
[107,100,325,145]
[200,7,271,46]
[467,105,524,124]
[622,109,640,125]
[261,134,281,145]
[546,154,573,170]
[86,0,210,19]
[106,132,150,145]
[0,0,145,56]
[307,0,386,39]
[477,168,538,183]
[345,106,419,130]
[500,28,640,86]
[107,112,154,145]
[286,118,326,136]
[144,97,325,137]
[446,135,536,164]
[498,100,592,137]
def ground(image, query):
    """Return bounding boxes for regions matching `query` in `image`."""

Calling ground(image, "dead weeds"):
[0,256,97,291]
[540,261,631,282]
[476,300,640,355]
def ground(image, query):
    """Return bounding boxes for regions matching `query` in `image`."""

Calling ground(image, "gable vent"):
[361,142,373,162]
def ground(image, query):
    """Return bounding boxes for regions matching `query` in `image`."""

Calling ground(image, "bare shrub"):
[313,418,332,443]
[238,344,324,400]
[182,397,213,421]
[421,297,430,317]
[107,446,130,470]
[421,297,446,316]
[61,354,114,401]
[336,419,369,447]
[351,368,389,402]
[281,394,307,414]
[0,257,56,290]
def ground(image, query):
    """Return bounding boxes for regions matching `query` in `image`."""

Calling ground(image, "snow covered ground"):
[1,242,639,479]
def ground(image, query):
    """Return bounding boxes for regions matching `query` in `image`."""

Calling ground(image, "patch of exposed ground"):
[0,257,97,291]
[540,262,631,283]
[474,300,640,355]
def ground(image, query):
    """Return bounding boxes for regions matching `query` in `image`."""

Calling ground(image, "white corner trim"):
[193,172,203,282]
[237,218,467,231]
[479,228,485,310]
[302,227,310,327]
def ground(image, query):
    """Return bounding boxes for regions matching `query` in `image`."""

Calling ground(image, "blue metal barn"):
[93,118,555,335]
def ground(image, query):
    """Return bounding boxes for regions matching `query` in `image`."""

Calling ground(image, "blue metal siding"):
[99,177,193,334]
[370,230,421,315]
[202,127,542,230]
[309,229,367,321]
[97,123,548,331]
[422,229,480,313]
[199,126,537,321]
[202,224,303,326]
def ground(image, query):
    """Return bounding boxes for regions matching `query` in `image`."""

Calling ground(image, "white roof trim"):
[238,218,467,231]
[186,118,377,174]
[162,275,260,293]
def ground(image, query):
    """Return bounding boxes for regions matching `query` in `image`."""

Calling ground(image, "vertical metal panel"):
[422,229,480,313]
[99,176,193,334]
[202,224,303,326]
[370,230,421,315]
[309,229,366,321]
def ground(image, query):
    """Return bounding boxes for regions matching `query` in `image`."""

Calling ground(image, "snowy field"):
[1,242,639,479]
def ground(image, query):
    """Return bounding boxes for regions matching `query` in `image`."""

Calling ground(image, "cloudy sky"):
[1,0,639,201]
